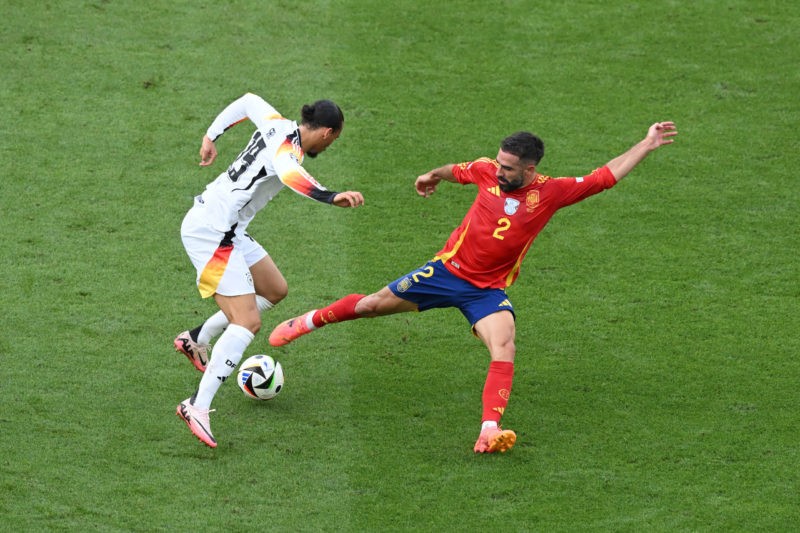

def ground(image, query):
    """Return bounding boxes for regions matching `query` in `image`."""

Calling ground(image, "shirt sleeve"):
[452,158,496,185]
[273,137,338,204]
[551,165,617,208]
[206,93,283,141]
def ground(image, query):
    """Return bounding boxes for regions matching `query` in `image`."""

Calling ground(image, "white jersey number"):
[227,130,267,183]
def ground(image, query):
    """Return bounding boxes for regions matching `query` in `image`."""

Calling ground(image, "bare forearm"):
[415,164,456,197]
[606,139,655,182]
[430,164,457,182]
[606,121,678,182]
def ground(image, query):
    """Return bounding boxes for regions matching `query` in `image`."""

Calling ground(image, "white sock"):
[197,296,274,345]
[305,310,318,331]
[197,311,229,345]
[256,295,274,313]
[481,420,498,431]
[193,324,254,409]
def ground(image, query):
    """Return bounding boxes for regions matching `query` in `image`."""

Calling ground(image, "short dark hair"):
[300,100,344,131]
[500,131,545,165]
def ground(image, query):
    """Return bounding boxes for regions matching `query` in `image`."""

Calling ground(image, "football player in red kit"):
[270,122,677,453]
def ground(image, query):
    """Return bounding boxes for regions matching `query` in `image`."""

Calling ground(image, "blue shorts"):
[388,260,515,326]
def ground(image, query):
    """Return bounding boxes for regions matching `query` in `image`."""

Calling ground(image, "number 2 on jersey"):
[493,217,511,240]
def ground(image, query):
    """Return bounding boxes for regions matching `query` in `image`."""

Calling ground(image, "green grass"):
[2,0,799,530]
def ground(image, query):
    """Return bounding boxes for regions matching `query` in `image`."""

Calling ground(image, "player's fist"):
[415,172,440,197]
[199,135,218,166]
[332,191,364,208]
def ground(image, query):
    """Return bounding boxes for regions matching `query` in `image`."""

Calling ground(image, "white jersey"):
[198,93,336,234]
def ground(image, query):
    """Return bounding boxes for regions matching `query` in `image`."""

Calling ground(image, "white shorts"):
[180,200,268,298]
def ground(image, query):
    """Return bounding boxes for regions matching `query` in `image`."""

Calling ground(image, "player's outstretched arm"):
[606,121,677,182]
[199,135,218,166]
[415,164,456,197]
[331,191,365,208]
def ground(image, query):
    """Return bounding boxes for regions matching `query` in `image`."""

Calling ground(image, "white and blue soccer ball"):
[237,354,284,400]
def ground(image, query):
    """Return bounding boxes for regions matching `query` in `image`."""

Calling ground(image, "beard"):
[306,151,319,158]
[498,177,523,192]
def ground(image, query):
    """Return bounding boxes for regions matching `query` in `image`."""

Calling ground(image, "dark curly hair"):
[300,100,344,131]
[500,131,544,164]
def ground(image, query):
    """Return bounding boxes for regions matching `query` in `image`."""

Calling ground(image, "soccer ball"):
[237,354,284,400]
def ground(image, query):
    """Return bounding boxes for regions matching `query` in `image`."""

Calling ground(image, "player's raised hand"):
[415,172,440,197]
[199,135,218,166]
[332,191,365,208]
[646,121,678,150]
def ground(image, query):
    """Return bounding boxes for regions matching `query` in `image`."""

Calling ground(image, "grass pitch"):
[2,1,798,530]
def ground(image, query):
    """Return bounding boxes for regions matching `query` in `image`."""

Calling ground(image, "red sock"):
[481,361,514,424]
[311,294,366,328]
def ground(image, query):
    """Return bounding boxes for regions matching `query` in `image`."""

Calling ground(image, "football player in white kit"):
[175,92,364,447]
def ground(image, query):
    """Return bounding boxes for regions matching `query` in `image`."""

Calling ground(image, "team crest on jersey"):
[526,190,540,212]
[504,198,520,216]
[396,277,413,293]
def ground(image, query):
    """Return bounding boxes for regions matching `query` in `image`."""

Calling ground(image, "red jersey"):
[434,159,617,289]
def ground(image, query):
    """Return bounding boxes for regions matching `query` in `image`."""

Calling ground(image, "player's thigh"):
[180,212,222,276]
[238,233,287,303]
[473,310,516,362]
[248,255,288,303]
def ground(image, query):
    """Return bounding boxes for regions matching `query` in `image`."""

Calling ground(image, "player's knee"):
[354,301,373,316]
[276,277,289,301]
[259,282,288,305]
[355,291,410,317]
[490,338,516,362]
[354,294,383,317]
[270,282,288,304]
